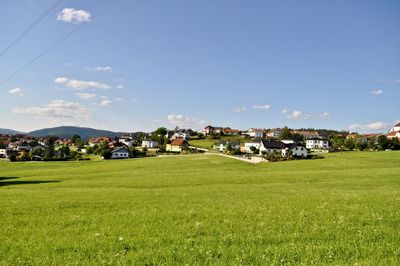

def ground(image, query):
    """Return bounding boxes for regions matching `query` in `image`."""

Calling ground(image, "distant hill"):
[28,126,126,140]
[0,128,24,135]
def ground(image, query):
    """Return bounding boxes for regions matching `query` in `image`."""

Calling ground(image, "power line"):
[0,0,120,87]
[0,0,64,59]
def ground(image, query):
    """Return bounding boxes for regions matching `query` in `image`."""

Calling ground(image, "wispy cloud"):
[281,109,288,114]
[8,87,24,97]
[232,106,246,113]
[12,100,90,119]
[252,104,271,110]
[99,99,113,106]
[54,77,111,90]
[86,66,112,72]
[167,114,192,126]
[287,110,330,120]
[348,121,389,131]
[76,92,96,99]
[370,89,383,95]
[57,8,91,24]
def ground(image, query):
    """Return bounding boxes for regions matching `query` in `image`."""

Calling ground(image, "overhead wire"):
[0,0,64,59]
[0,0,120,87]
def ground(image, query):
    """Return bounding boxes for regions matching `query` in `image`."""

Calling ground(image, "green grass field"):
[1,152,399,265]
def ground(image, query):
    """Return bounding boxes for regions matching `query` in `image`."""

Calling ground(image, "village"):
[1,123,399,163]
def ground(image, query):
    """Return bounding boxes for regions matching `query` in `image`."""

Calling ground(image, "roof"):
[112,147,129,153]
[394,123,400,127]
[387,131,399,137]
[261,140,285,149]
[170,139,187,146]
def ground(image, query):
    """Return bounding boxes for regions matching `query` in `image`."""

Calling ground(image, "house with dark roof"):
[111,147,129,159]
[259,140,308,157]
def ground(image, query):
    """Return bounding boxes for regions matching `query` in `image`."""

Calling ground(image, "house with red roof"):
[166,139,189,152]
[387,122,400,140]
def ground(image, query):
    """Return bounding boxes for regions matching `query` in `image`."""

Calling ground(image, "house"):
[166,139,189,152]
[259,140,308,158]
[259,140,285,154]
[389,122,400,133]
[266,128,281,138]
[306,139,330,149]
[141,140,159,148]
[203,125,223,136]
[171,132,190,140]
[88,137,113,147]
[242,142,261,153]
[0,149,7,158]
[243,128,264,138]
[111,147,130,159]
[221,127,241,136]
[387,122,400,140]
[284,143,308,157]
[346,133,367,143]
[213,140,240,152]
[119,136,136,147]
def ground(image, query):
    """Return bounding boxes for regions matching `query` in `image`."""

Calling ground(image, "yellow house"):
[166,139,189,152]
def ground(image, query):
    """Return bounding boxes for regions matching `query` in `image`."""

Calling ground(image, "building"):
[259,140,308,158]
[166,139,189,152]
[88,137,113,147]
[291,130,320,139]
[111,147,129,159]
[141,140,159,148]
[119,136,136,147]
[242,142,261,153]
[244,128,264,138]
[213,140,240,152]
[203,125,223,136]
[221,127,241,136]
[266,128,281,138]
[306,139,330,149]
[387,122,400,140]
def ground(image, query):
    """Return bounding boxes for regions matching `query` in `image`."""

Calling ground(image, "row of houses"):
[214,139,309,158]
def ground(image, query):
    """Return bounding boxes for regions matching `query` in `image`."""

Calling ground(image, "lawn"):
[0,152,399,265]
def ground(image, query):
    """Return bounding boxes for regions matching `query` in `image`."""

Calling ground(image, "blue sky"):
[1,0,399,133]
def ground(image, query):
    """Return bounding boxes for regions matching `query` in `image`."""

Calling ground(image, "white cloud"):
[167,114,192,125]
[95,66,112,72]
[8,87,24,96]
[232,106,246,113]
[116,85,124,89]
[287,110,330,120]
[252,104,271,110]
[99,99,113,106]
[54,77,111,90]
[348,121,389,131]
[281,109,288,114]
[370,89,383,95]
[12,100,90,119]
[76,92,96,99]
[57,8,91,24]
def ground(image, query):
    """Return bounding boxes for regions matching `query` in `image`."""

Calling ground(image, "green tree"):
[154,127,167,136]
[279,126,292,140]
[100,149,112,159]
[71,134,81,145]
[344,138,355,150]
[376,135,388,150]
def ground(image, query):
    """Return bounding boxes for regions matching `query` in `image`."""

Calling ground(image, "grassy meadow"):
[0,152,399,265]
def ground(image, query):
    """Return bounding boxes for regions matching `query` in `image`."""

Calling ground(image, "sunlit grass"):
[0,151,399,264]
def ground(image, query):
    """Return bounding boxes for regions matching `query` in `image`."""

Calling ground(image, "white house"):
[171,132,190,140]
[111,147,129,159]
[244,128,264,138]
[141,140,159,148]
[306,139,330,149]
[389,122,400,133]
[213,140,240,152]
[266,128,281,138]
[259,140,308,158]
[284,143,308,157]
[119,136,136,147]
[242,142,261,153]
[0,149,7,158]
